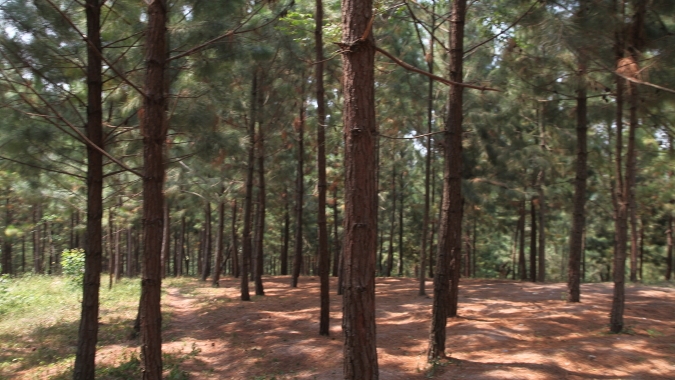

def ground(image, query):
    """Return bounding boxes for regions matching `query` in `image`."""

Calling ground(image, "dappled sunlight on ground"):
[92,277,675,379]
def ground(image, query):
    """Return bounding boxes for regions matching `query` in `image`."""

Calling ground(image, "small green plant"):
[646,328,663,338]
[61,248,85,287]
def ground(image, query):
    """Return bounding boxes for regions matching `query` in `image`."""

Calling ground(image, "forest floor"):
[10,276,675,379]
[100,275,675,380]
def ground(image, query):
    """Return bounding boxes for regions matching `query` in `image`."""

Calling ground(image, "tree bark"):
[212,200,225,287]
[398,167,405,277]
[428,0,466,360]
[241,72,257,301]
[161,200,170,278]
[254,75,266,296]
[385,163,396,277]
[231,200,239,278]
[200,202,212,281]
[74,1,104,376]
[332,187,341,278]
[341,0,379,376]
[530,197,537,282]
[281,189,289,275]
[315,0,330,336]
[518,201,527,280]
[291,100,305,288]
[139,0,168,376]
[568,35,588,300]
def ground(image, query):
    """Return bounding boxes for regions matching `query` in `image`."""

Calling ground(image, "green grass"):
[0,274,195,379]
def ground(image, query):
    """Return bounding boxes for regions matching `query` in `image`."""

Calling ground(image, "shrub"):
[61,248,85,287]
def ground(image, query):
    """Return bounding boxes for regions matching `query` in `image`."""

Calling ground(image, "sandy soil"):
[114,276,675,380]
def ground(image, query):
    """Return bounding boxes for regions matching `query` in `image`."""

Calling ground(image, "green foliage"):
[61,248,85,287]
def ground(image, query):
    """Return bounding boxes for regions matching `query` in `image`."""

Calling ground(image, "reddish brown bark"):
[340,0,379,376]
[74,0,103,377]
[140,0,167,377]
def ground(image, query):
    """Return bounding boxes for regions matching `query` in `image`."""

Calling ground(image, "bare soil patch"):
[127,277,675,379]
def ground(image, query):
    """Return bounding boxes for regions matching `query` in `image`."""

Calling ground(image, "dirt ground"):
[105,276,675,379]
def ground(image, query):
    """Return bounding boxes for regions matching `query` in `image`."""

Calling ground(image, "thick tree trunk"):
[212,201,225,287]
[291,100,305,288]
[139,0,167,377]
[74,1,104,377]
[341,0,379,376]
[315,0,330,336]
[428,0,466,360]
[568,48,588,301]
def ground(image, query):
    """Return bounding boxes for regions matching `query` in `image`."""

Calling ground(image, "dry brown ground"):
[104,276,675,379]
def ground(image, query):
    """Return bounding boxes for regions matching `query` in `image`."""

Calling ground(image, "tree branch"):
[374,46,500,91]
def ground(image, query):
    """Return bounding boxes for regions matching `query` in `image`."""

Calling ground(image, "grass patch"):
[0,275,202,378]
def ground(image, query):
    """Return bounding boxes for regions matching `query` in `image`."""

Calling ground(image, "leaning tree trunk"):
[428,0,466,360]
[139,1,168,377]
[341,0,379,376]
[74,0,104,377]
[315,0,330,336]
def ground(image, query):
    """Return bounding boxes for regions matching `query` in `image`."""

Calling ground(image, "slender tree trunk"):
[161,200,170,278]
[115,200,122,281]
[428,0,466,360]
[341,0,379,376]
[568,42,588,301]
[667,216,673,281]
[1,198,12,275]
[291,99,305,288]
[241,72,258,301]
[139,0,168,376]
[386,164,396,277]
[177,215,185,276]
[212,200,225,287]
[315,0,330,336]
[530,198,537,282]
[332,187,341,278]
[127,228,133,277]
[74,1,104,376]
[281,189,289,275]
[231,200,239,278]
[398,167,404,276]
[519,201,526,280]
[200,202,212,281]
[511,212,520,280]
[254,76,266,296]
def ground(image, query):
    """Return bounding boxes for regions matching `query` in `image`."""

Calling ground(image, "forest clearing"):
[2,275,674,379]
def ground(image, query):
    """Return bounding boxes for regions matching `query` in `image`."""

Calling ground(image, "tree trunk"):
[398,167,404,276]
[241,72,257,301]
[332,187,341,278]
[177,215,185,276]
[161,200,170,278]
[281,189,289,275]
[667,215,673,281]
[530,197,537,282]
[254,76,266,296]
[341,0,379,376]
[74,1,104,376]
[385,164,396,277]
[212,200,225,287]
[315,0,330,336]
[1,198,12,275]
[127,228,133,277]
[200,202,212,281]
[428,0,466,360]
[291,99,305,288]
[519,201,526,280]
[139,0,168,376]
[568,43,588,301]
[231,200,239,278]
